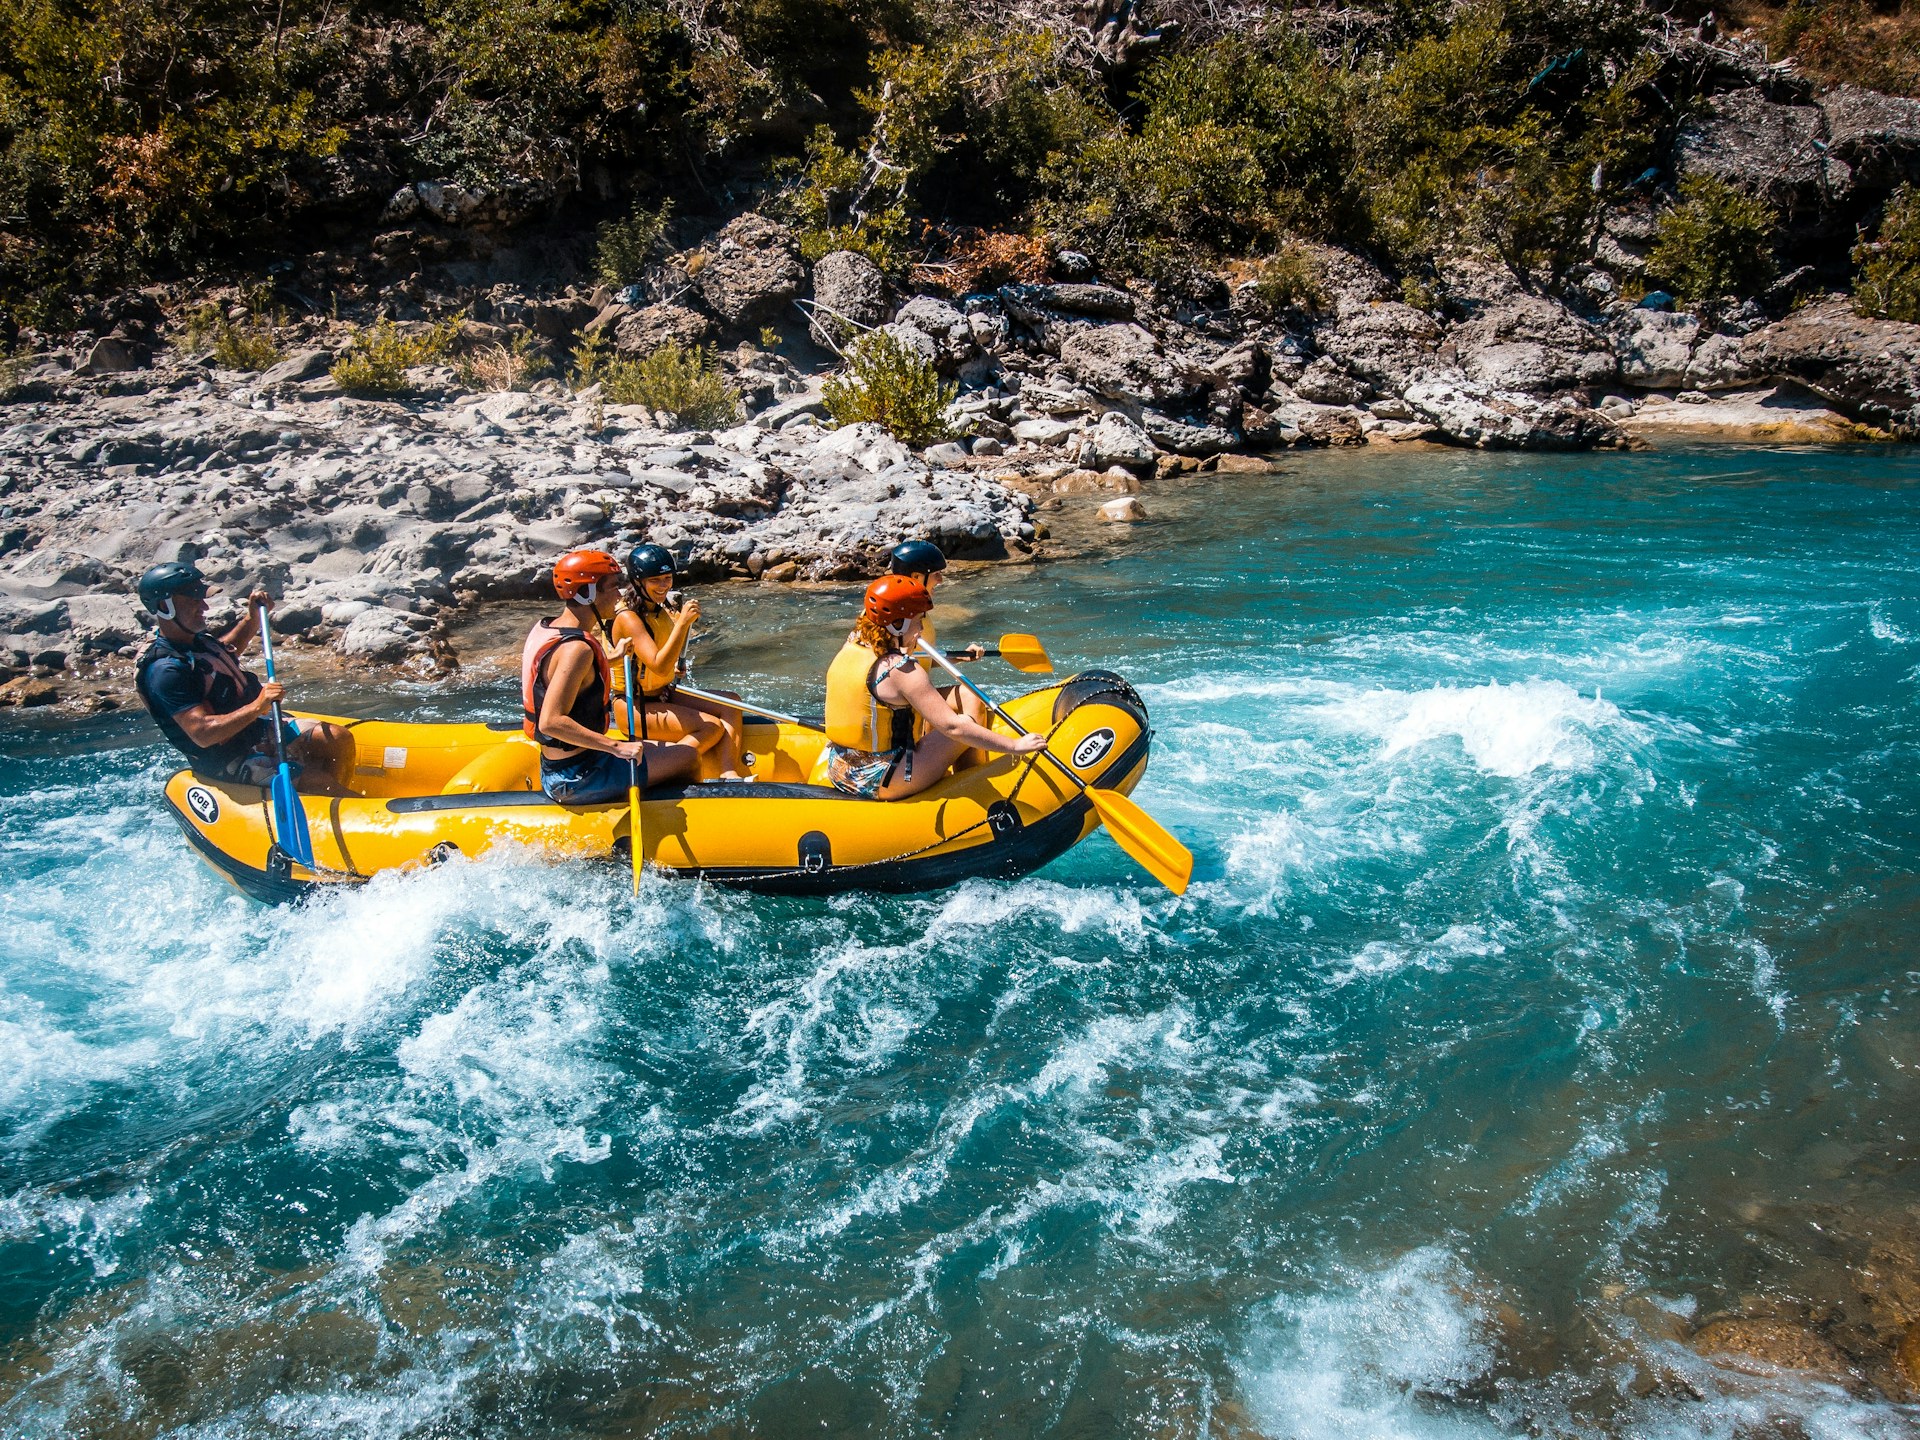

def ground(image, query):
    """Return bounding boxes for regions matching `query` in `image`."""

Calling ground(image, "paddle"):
[676,684,805,728]
[624,655,644,895]
[917,640,1192,895]
[974,633,1053,674]
[255,604,316,870]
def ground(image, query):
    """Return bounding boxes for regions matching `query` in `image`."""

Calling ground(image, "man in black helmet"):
[133,561,355,795]
[887,539,988,721]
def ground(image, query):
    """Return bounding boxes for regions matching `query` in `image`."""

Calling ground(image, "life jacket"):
[610,605,680,699]
[135,631,265,767]
[520,618,611,754]
[824,637,920,753]
[915,615,939,672]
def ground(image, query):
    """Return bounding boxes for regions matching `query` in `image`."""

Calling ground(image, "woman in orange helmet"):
[521,549,699,804]
[820,574,1045,799]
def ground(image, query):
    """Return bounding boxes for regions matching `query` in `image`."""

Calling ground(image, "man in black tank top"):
[132,562,355,794]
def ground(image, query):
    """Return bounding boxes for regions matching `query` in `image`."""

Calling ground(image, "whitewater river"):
[4,444,1919,1437]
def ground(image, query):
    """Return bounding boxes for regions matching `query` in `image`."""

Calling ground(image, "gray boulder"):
[1292,356,1373,406]
[1058,323,1200,405]
[613,304,714,359]
[695,214,805,329]
[809,251,889,346]
[1443,293,1617,394]
[1016,283,1135,319]
[336,607,421,662]
[1069,412,1156,471]
[1818,86,1920,191]
[1402,372,1624,450]
[261,349,333,386]
[1734,296,1920,433]
[1612,310,1702,389]
[1315,301,1442,392]
[1143,412,1236,456]
[891,296,975,371]
[1675,89,1850,214]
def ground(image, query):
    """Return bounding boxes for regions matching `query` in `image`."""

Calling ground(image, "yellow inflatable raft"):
[160,671,1152,901]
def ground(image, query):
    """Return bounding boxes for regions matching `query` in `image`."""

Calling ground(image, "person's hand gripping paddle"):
[917,640,1192,894]
[256,603,316,870]
[624,655,644,896]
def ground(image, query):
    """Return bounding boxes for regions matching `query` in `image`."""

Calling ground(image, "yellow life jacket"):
[914,615,939,671]
[824,637,921,752]
[610,606,679,697]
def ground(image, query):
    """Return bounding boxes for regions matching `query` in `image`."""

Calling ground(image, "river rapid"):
[3,445,1919,1438]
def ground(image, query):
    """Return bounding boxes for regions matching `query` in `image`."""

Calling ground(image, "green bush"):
[330,316,464,396]
[1646,176,1778,305]
[183,305,285,370]
[823,329,953,447]
[593,199,673,288]
[1247,243,1328,315]
[600,341,739,428]
[1854,185,1920,323]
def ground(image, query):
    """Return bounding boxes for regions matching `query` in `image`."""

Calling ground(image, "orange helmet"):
[553,549,622,602]
[863,574,932,631]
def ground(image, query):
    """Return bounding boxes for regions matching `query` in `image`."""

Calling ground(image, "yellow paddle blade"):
[1084,786,1193,895]
[997,632,1054,674]
[628,783,644,896]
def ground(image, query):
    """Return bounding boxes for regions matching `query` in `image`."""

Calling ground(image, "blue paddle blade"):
[271,763,316,869]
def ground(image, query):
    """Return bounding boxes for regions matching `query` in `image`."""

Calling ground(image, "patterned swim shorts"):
[825,744,907,798]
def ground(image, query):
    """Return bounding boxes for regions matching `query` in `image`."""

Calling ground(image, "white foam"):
[1238,1248,1503,1440]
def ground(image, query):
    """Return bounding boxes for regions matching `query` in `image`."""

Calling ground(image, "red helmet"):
[863,574,932,631]
[553,549,622,602]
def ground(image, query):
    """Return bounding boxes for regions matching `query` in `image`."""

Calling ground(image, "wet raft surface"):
[4,445,1920,1436]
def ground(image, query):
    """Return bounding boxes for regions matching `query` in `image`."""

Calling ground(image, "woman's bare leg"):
[874,730,971,800]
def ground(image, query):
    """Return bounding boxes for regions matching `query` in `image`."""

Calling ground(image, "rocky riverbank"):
[6,207,1920,710]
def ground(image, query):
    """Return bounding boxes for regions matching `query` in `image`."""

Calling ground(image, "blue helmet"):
[887,539,947,576]
[626,544,677,586]
[137,561,210,620]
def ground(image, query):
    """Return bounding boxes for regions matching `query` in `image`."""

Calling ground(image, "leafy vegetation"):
[1,0,1906,317]
[823,328,953,446]
[183,306,286,370]
[597,341,739,427]
[1646,175,1777,304]
[593,199,674,289]
[1246,244,1329,316]
[1854,185,1920,323]
[330,317,464,395]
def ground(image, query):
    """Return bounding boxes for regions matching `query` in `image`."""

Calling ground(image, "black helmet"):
[888,539,947,576]
[626,544,677,586]
[137,560,210,619]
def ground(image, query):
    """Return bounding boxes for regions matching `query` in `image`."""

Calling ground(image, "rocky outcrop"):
[1611,310,1701,389]
[1818,86,1920,191]
[1443,293,1617,394]
[1315,301,1442,393]
[1057,322,1200,406]
[1736,297,1920,434]
[0,364,1036,682]
[693,214,806,330]
[1401,372,1624,450]
[1675,89,1851,217]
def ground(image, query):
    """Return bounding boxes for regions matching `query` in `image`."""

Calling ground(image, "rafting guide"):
[133,561,355,797]
[138,538,1192,898]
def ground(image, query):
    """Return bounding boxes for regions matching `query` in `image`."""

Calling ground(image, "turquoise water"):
[4,445,1920,1437]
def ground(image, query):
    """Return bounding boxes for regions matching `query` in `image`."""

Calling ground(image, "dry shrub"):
[911,229,1052,295]
[457,333,550,391]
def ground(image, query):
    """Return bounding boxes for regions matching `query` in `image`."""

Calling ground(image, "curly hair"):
[852,613,901,654]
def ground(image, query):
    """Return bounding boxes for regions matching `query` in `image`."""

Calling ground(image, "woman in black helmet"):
[609,544,748,780]
[887,539,989,726]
